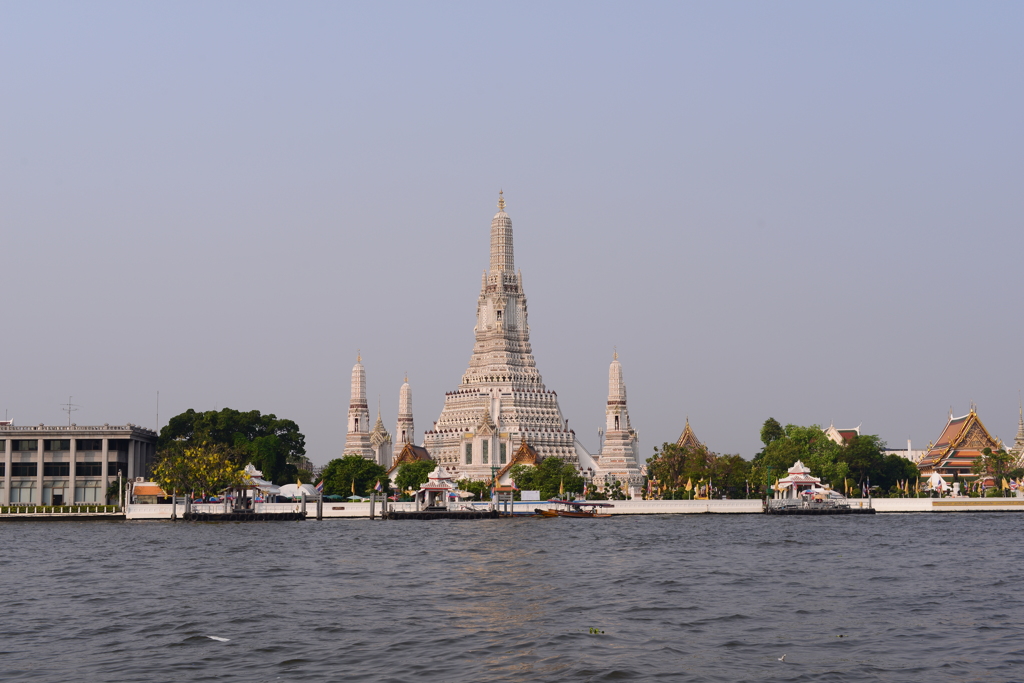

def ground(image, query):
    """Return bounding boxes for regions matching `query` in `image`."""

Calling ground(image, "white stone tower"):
[424,192,577,479]
[395,375,415,450]
[595,351,642,494]
[342,353,374,458]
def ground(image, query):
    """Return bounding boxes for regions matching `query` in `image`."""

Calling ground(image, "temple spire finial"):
[498,189,505,212]
[613,345,618,361]
[357,349,361,363]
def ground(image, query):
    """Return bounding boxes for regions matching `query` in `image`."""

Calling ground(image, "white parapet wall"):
[124,497,1024,520]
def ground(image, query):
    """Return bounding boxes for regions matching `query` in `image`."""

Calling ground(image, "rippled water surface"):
[2,514,1023,682]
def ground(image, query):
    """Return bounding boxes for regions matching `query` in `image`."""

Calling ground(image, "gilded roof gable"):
[918,409,1002,472]
[675,419,704,451]
[492,441,539,483]
[385,442,433,477]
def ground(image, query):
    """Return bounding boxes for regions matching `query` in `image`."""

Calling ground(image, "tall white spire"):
[425,193,577,477]
[395,374,415,450]
[342,353,374,458]
[595,351,641,496]
[489,190,515,275]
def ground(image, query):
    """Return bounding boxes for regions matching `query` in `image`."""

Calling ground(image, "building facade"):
[0,423,157,504]
[423,192,577,479]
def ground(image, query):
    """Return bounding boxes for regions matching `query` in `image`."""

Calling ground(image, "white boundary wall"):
[124,498,1024,519]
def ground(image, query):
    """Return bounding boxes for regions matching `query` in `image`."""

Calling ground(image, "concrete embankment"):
[9,497,1024,521]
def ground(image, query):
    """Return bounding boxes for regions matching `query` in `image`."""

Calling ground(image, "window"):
[496,310,502,321]
[43,462,70,476]
[12,440,37,452]
[75,483,102,503]
[45,439,71,452]
[107,439,129,453]
[76,462,103,476]
[12,462,37,476]
[465,443,473,465]
[500,443,507,464]
[108,461,127,477]
[0,440,6,452]
[77,439,103,451]
[614,416,620,430]
[10,482,36,503]
[482,441,489,464]
[0,463,4,476]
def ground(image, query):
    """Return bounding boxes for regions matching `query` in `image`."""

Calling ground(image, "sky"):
[2,2,1023,465]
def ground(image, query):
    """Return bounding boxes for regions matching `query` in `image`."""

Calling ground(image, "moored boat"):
[548,500,614,518]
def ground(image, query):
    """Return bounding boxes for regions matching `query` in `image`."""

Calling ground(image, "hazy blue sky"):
[3,2,1022,464]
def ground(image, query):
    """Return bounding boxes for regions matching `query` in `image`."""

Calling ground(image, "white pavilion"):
[773,461,823,499]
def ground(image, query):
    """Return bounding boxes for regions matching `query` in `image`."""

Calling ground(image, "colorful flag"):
[374,480,383,492]
[315,480,324,493]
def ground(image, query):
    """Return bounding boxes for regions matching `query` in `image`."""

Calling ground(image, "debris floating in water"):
[778,654,786,662]
[207,636,230,642]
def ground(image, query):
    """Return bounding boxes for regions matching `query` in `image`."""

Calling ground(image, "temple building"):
[917,406,1004,477]
[423,192,577,479]
[342,354,374,458]
[824,422,860,446]
[589,352,643,495]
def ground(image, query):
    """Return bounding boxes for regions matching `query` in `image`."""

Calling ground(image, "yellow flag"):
[1003,477,1009,491]
[559,477,564,495]
[685,478,693,492]
[351,478,356,495]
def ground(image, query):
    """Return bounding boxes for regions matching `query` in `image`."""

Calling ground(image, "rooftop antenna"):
[156,390,160,432]
[61,396,80,426]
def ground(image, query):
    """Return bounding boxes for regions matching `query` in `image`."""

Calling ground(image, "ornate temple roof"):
[492,441,539,484]
[675,418,704,451]
[917,408,1003,474]
[386,442,433,477]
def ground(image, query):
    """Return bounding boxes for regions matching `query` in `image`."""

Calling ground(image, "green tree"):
[760,418,785,448]
[456,479,492,501]
[750,423,847,493]
[159,408,306,485]
[321,455,388,497]
[395,460,436,492]
[972,447,1014,486]
[837,435,886,486]
[508,457,584,500]
[150,442,246,498]
[646,442,713,492]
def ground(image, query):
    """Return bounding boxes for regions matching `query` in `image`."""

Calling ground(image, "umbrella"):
[347,495,367,501]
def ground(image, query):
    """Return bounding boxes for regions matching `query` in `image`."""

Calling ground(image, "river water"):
[2,513,1022,682]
